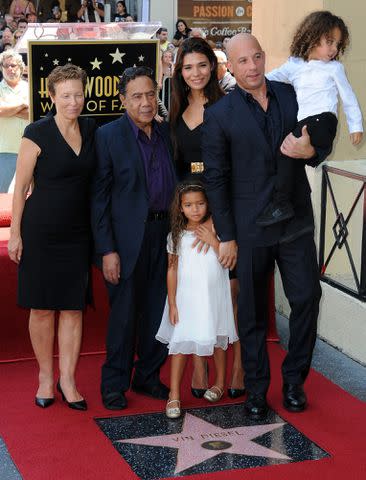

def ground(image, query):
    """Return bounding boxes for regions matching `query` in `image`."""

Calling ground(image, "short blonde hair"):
[47,63,87,96]
[0,49,25,75]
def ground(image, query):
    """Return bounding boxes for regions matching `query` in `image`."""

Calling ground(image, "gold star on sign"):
[53,59,59,66]
[138,54,144,62]
[90,57,103,70]
[110,48,126,64]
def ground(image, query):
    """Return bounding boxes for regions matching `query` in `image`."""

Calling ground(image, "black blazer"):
[202,82,326,247]
[91,115,175,279]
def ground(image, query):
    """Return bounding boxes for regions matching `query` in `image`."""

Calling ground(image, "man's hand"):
[280,125,315,159]
[102,252,120,285]
[218,240,237,270]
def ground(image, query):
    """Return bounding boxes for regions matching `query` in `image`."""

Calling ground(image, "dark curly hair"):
[290,11,349,61]
[169,180,210,257]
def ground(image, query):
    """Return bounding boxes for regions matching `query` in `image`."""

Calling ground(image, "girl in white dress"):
[156,181,238,418]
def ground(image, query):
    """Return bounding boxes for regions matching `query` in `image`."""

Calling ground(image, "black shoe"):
[191,387,206,399]
[131,382,169,400]
[57,380,87,411]
[102,390,127,410]
[228,387,246,399]
[35,397,55,408]
[283,384,307,412]
[244,392,268,420]
[256,200,294,226]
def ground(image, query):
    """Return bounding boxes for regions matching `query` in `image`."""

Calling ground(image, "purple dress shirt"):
[126,113,175,211]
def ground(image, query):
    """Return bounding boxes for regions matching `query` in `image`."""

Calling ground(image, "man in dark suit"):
[202,34,330,419]
[91,66,176,410]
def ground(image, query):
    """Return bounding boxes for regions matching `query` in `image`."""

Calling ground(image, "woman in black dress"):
[172,19,192,48]
[169,38,245,402]
[8,64,96,410]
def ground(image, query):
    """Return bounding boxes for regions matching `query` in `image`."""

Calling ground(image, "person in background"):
[156,27,169,53]
[114,0,129,22]
[9,0,36,21]
[47,4,63,22]
[124,14,135,22]
[25,11,37,22]
[16,17,27,34]
[189,27,206,39]
[8,64,96,411]
[0,50,28,192]
[172,18,191,47]
[77,0,104,23]
[158,49,174,89]
[222,36,232,53]
[0,28,14,52]
[214,49,236,94]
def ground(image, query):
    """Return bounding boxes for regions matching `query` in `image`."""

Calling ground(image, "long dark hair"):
[169,180,210,256]
[170,38,223,129]
[175,18,190,36]
[290,11,349,60]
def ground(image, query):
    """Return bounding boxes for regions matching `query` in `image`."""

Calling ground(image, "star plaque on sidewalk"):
[95,404,329,479]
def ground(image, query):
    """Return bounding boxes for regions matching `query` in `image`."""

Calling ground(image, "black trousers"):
[237,234,322,394]
[275,112,338,201]
[101,218,169,394]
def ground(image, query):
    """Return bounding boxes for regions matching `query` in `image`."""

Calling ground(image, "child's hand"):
[350,132,363,146]
[169,304,179,326]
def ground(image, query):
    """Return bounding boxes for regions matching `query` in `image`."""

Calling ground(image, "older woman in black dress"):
[8,64,96,410]
[169,38,245,402]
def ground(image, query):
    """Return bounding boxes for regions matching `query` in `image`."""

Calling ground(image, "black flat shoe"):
[283,383,307,412]
[57,381,87,411]
[228,387,246,399]
[35,397,54,408]
[191,387,206,399]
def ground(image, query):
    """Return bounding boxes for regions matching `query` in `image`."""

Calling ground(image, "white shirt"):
[266,56,363,133]
[0,78,29,153]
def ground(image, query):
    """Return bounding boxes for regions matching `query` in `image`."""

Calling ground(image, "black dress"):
[18,115,96,310]
[175,116,203,181]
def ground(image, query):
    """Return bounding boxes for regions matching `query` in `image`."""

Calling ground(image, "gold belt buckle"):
[191,162,204,173]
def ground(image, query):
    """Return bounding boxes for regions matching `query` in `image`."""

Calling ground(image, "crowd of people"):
[5,10,364,422]
[0,0,137,44]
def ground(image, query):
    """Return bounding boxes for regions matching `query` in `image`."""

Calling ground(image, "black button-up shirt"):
[238,80,282,163]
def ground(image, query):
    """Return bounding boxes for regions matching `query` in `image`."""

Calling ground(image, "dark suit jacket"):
[202,82,327,247]
[91,115,174,279]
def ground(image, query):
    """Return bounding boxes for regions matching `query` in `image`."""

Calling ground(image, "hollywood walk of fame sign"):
[28,40,159,125]
[95,404,329,479]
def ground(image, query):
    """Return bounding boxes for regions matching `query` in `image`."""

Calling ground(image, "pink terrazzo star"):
[117,413,290,474]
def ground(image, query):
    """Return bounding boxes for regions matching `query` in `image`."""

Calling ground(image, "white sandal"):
[204,385,224,403]
[166,399,181,418]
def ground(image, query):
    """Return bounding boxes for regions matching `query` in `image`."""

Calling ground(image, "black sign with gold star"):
[28,40,159,125]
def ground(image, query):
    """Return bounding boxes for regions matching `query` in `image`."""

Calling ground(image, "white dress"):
[156,230,238,356]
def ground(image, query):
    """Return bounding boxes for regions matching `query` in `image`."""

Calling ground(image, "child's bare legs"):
[230,278,245,389]
[204,347,226,401]
[169,353,187,401]
[167,354,187,418]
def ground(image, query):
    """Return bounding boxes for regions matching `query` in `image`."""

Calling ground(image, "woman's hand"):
[169,303,179,326]
[8,233,23,264]
[102,252,120,285]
